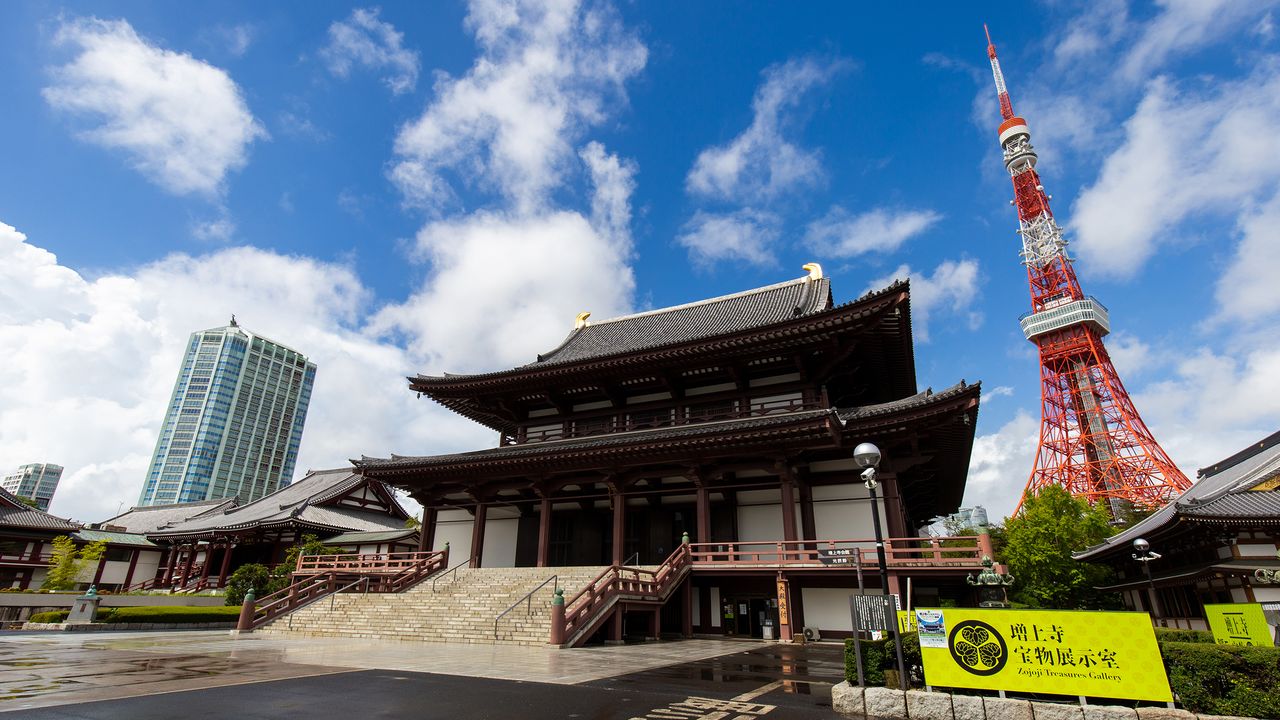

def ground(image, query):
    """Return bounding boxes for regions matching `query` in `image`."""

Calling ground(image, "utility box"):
[67,587,101,624]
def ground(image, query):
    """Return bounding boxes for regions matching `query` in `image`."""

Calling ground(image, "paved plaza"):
[0,631,843,718]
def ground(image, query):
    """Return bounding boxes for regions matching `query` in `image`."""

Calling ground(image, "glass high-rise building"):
[138,319,317,506]
[1,463,63,511]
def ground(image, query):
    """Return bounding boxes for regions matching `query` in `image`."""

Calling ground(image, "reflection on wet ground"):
[0,631,769,713]
[584,641,845,710]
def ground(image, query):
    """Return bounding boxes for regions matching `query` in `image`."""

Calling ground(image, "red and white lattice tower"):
[983,27,1191,516]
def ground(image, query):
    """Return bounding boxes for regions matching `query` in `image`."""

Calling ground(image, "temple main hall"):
[354,265,984,642]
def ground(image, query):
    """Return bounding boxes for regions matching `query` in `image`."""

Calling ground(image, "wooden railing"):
[0,553,54,566]
[238,547,449,632]
[686,537,986,568]
[558,543,693,647]
[517,396,823,444]
[295,550,445,576]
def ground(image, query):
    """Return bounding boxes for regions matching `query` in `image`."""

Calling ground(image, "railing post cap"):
[245,588,256,603]
[681,531,690,544]
[552,588,565,605]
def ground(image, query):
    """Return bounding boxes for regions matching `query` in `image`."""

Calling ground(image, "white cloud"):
[43,17,266,197]
[192,216,236,242]
[686,57,845,203]
[963,410,1038,522]
[1215,192,1280,324]
[804,207,941,259]
[1072,66,1280,278]
[1119,0,1275,83]
[675,210,780,269]
[391,0,646,214]
[0,219,490,523]
[866,259,982,342]
[320,7,420,95]
[370,1,645,372]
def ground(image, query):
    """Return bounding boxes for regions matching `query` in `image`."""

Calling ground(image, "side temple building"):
[355,268,984,640]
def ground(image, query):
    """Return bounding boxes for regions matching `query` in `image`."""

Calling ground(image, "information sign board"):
[818,548,855,565]
[917,608,1172,702]
[1205,603,1274,646]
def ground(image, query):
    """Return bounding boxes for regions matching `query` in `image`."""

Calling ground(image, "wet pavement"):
[0,630,844,717]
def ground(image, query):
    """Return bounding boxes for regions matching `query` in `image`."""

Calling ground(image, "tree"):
[14,495,40,509]
[224,563,271,606]
[1002,486,1119,609]
[404,514,421,529]
[41,536,108,591]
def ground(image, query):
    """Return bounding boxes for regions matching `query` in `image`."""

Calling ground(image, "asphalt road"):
[16,667,837,719]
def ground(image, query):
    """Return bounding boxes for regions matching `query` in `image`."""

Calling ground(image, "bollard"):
[235,588,257,633]
[549,588,566,646]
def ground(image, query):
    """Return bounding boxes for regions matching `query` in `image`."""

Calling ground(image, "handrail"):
[494,574,559,639]
[330,576,370,611]
[432,557,471,592]
[684,536,984,567]
[558,544,694,647]
[623,551,640,566]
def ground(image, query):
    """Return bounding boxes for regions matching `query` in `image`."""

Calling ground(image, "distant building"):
[1,463,63,511]
[137,318,317,507]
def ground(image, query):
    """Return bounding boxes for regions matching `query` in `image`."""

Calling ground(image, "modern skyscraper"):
[1,463,63,511]
[138,318,317,506]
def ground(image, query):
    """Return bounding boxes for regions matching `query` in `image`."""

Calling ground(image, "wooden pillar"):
[122,549,141,588]
[611,485,626,566]
[780,476,798,543]
[649,607,661,640]
[695,486,710,544]
[537,496,552,567]
[609,607,624,644]
[217,541,234,588]
[29,540,43,562]
[798,479,817,545]
[19,568,33,590]
[180,543,196,586]
[682,578,693,638]
[200,545,213,583]
[470,502,488,568]
[421,508,437,552]
[163,546,178,585]
[92,550,109,586]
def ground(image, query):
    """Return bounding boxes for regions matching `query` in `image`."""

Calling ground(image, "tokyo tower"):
[983,27,1192,516]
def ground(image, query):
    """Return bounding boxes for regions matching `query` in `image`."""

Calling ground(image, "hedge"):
[28,610,71,623]
[101,606,241,624]
[1161,641,1280,717]
[1154,627,1215,644]
[844,632,922,686]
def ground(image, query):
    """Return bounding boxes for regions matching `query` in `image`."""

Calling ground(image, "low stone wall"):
[830,682,1254,720]
[21,622,235,632]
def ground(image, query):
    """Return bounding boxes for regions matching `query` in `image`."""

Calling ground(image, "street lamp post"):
[1132,538,1163,621]
[853,442,907,689]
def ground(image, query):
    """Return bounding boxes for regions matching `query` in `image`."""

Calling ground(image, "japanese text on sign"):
[917,608,1172,702]
[1205,603,1274,646]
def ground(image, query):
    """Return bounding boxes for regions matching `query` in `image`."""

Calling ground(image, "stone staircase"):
[259,566,616,646]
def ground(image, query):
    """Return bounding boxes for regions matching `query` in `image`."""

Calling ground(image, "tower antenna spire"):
[984,25,1015,121]
[981,27,1190,517]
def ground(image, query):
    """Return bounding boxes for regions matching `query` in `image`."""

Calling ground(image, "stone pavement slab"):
[0,630,763,712]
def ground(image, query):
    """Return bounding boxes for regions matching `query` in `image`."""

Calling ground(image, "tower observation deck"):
[984,27,1191,516]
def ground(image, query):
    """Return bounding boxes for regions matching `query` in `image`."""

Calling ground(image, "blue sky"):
[2,0,1278,524]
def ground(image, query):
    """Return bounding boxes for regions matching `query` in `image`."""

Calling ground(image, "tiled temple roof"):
[149,468,407,539]
[357,382,980,475]
[0,487,80,531]
[530,275,833,367]
[1076,429,1280,560]
[102,497,238,534]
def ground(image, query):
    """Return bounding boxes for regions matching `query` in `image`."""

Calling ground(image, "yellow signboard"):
[897,610,917,634]
[917,608,1172,702]
[1205,603,1273,646]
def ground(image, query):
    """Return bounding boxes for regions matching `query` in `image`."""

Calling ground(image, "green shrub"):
[224,563,271,606]
[101,606,241,624]
[844,632,922,687]
[1155,627,1215,644]
[28,610,69,623]
[1161,641,1280,717]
